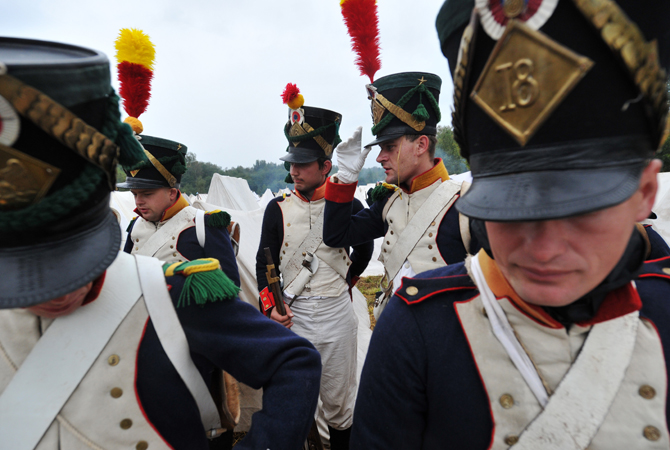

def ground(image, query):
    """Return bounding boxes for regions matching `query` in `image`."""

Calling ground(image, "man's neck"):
[297,178,327,201]
[401,158,441,192]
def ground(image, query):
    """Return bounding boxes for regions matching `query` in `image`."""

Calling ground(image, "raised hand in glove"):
[335,126,372,184]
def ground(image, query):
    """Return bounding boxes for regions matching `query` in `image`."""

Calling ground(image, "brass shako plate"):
[0,144,60,210]
[471,20,593,146]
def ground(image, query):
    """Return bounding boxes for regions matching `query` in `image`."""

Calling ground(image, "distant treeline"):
[117,126,472,196]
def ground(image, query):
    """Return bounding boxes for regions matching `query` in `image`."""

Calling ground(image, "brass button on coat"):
[428,232,433,237]
[172,252,177,257]
[428,244,433,249]
[639,385,656,399]
[287,223,291,227]
[338,249,343,253]
[390,231,394,235]
[644,426,661,441]
[171,236,175,240]
[663,267,670,275]
[431,221,435,226]
[406,286,419,296]
[302,252,306,256]
[499,394,514,409]
[136,442,149,450]
[135,239,139,242]
[120,419,133,430]
[110,387,123,398]
[504,435,519,445]
[432,257,437,262]
[285,243,289,247]
[169,245,174,249]
[386,241,390,245]
[108,355,120,366]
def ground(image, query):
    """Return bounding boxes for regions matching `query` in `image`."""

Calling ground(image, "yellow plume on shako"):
[115,28,156,133]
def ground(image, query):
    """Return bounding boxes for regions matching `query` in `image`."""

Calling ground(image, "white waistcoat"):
[130,205,197,262]
[278,195,350,297]
[379,179,458,276]
[455,293,669,449]
[0,282,168,449]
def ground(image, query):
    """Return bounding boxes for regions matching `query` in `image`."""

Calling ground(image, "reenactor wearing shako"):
[255,84,373,450]
[326,1,480,319]
[114,29,240,287]
[352,0,670,448]
[323,72,480,318]
[0,37,321,450]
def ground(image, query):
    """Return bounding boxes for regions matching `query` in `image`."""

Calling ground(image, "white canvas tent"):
[207,174,260,211]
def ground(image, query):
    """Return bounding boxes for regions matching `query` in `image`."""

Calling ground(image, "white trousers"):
[288,290,358,429]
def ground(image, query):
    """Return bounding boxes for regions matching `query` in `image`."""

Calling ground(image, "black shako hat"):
[437,0,669,221]
[0,37,146,308]
[280,106,343,164]
[365,72,442,148]
[117,135,188,189]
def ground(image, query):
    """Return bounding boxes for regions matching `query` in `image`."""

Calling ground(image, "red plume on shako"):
[282,83,305,125]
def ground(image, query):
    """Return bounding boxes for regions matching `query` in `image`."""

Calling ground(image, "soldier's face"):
[27,282,93,318]
[485,160,661,307]
[376,136,428,186]
[290,160,331,196]
[131,188,178,222]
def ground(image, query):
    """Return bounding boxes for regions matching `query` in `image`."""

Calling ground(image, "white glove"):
[335,126,372,184]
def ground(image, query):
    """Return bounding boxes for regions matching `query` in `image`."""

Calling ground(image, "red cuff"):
[325,176,357,203]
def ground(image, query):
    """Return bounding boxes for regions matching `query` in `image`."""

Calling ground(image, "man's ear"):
[415,135,430,157]
[169,188,179,202]
[321,159,332,176]
[634,159,662,222]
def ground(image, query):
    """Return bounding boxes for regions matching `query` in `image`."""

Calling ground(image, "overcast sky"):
[2,0,455,169]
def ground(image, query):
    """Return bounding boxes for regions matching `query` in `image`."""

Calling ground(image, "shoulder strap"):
[135,207,196,257]
[195,209,206,248]
[384,180,461,282]
[135,255,224,438]
[282,209,326,289]
[381,189,402,222]
[458,181,472,254]
[0,253,142,450]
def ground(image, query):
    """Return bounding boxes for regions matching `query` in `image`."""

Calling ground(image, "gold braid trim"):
[452,10,478,157]
[572,0,669,148]
[144,149,177,187]
[302,122,333,156]
[0,74,118,189]
[375,93,426,132]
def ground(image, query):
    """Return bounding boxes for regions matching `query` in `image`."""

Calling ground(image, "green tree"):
[435,125,469,175]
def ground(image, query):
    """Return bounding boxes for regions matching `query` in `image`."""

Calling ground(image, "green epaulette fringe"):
[367,182,398,205]
[205,210,231,229]
[163,258,240,308]
[126,216,138,232]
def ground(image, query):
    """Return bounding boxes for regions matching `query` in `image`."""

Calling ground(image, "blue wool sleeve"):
[323,195,388,248]
[137,275,322,450]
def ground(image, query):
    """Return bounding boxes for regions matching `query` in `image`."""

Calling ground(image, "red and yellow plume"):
[282,83,304,110]
[115,28,156,134]
[340,0,381,83]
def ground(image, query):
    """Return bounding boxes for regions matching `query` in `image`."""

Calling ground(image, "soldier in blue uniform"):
[119,136,240,287]
[323,72,479,318]
[256,87,373,450]
[0,37,321,450]
[114,28,239,287]
[351,0,670,448]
